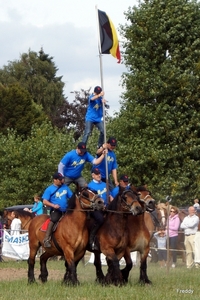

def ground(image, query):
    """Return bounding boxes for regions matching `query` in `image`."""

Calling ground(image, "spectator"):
[96,137,119,190]
[58,142,107,188]
[166,206,180,268]
[154,229,167,267]
[24,194,43,216]
[111,174,130,198]
[180,206,199,268]
[10,211,21,235]
[193,198,199,210]
[82,86,108,148]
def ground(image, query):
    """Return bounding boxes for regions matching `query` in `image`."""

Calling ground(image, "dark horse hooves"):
[139,279,152,285]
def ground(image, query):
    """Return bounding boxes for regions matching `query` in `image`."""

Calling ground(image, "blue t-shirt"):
[96,150,118,178]
[111,185,131,198]
[31,201,43,216]
[61,150,95,178]
[42,184,73,212]
[85,93,103,123]
[88,180,109,205]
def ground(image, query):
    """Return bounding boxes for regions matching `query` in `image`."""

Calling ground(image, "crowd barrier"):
[0,229,29,260]
[1,228,199,264]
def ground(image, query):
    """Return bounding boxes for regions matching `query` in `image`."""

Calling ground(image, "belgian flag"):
[98,9,121,63]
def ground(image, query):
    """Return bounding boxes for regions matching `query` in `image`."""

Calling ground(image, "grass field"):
[0,256,199,300]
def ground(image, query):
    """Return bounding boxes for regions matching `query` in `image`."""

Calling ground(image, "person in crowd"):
[154,229,167,267]
[58,142,107,188]
[10,211,21,235]
[87,167,113,250]
[194,229,200,268]
[82,86,109,148]
[180,206,199,268]
[42,172,73,248]
[96,137,119,191]
[111,174,130,198]
[166,206,180,268]
[193,198,199,210]
[24,194,43,216]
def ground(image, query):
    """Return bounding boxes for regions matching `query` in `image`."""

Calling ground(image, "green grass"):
[0,258,199,300]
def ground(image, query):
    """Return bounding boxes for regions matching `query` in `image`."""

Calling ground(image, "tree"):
[113,0,200,205]
[52,88,90,140]
[0,48,65,121]
[0,122,75,209]
[0,84,46,136]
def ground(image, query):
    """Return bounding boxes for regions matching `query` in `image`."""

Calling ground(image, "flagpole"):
[95,5,110,202]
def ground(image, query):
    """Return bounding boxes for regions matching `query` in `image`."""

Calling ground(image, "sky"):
[0,0,138,115]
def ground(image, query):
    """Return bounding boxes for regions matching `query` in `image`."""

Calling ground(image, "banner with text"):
[2,231,29,260]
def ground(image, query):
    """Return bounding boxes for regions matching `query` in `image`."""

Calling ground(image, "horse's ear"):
[119,185,125,195]
[130,185,137,193]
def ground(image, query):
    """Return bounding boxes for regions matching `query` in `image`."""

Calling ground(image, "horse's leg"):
[121,250,133,283]
[105,252,123,286]
[38,251,53,283]
[62,249,79,285]
[139,245,152,285]
[28,242,40,283]
[94,251,105,283]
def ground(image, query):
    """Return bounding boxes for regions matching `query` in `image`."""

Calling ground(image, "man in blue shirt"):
[96,137,119,191]
[42,172,73,248]
[88,167,113,250]
[111,174,130,198]
[58,142,106,188]
[82,86,108,148]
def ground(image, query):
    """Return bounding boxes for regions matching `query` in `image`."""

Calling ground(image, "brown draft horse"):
[88,187,146,285]
[28,188,104,285]
[117,186,157,284]
[93,186,160,285]
[3,209,35,231]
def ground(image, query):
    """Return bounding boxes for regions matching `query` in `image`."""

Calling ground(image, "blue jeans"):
[82,121,104,148]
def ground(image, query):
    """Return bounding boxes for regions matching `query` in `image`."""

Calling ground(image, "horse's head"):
[78,187,105,211]
[117,187,145,216]
[132,186,156,212]
[156,203,168,227]
[2,210,12,229]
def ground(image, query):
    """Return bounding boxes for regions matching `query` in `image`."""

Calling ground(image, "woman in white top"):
[10,211,21,235]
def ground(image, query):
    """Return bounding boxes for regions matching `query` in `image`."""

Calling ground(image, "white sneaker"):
[172,263,175,268]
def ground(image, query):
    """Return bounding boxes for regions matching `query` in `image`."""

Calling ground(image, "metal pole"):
[95,6,109,201]
[166,196,172,274]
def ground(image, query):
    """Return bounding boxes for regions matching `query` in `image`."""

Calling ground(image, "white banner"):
[87,252,137,266]
[2,231,29,260]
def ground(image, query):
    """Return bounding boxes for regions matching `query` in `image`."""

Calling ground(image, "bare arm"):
[112,169,119,186]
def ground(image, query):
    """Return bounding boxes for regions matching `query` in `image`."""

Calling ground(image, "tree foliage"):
[0,48,65,123]
[113,0,200,205]
[0,122,76,209]
[0,84,46,136]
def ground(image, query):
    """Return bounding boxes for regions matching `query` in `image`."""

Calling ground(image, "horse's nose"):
[147,200,155,209]
[132,205,143,215]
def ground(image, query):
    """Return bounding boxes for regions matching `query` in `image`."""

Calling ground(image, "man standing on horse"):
[81,86,109,149]
[96,137,119,191]
[58,142,107,188]
[42,172,73,248]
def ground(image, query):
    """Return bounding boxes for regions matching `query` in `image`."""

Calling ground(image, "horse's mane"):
[6,209,34,218]
[108,194,119,211]
[67,193,76,213]
[17,210,35,218]
[136,186,150,193]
